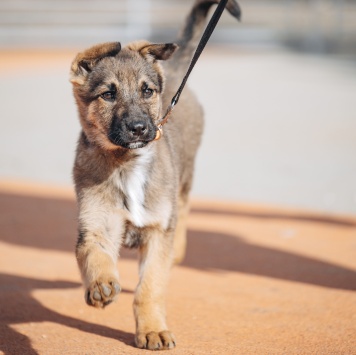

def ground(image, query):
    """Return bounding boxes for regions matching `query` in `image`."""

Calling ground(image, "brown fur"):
[70,0,240,350]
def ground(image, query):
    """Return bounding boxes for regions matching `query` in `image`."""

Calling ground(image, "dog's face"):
[70,41,177,150]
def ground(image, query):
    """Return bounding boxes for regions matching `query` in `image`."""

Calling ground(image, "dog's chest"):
[114,152,152,228]
[112,148,172,236]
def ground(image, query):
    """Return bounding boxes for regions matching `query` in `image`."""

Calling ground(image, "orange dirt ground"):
[0,180,355,355]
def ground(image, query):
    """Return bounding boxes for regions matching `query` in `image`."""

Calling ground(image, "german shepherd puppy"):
[70,0,240,350]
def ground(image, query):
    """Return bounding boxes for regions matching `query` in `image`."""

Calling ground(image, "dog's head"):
[70,41,177,150]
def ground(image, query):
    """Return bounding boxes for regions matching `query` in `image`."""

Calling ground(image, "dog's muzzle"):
[109,116,157,149]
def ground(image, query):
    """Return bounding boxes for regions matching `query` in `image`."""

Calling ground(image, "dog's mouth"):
[125,141,149,149]
[108,134,155,150]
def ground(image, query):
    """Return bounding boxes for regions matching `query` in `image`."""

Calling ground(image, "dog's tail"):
[171,0,241,71]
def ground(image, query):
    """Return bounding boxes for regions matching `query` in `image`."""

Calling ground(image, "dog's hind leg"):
[173,196,189,264]
[134,228,176,350]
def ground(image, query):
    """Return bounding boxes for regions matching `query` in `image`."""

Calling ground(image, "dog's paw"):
[135,330,176,350]
[85,278,121,308]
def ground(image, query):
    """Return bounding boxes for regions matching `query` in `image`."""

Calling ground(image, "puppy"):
[70,0,240,350]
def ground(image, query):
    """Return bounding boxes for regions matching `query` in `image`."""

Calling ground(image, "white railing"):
[0,0,354,50]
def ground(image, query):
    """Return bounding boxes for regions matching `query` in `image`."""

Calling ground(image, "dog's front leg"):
[134,228,176,350]
[76,208,123,308]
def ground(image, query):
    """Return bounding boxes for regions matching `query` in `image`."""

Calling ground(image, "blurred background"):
[0,0,355,214]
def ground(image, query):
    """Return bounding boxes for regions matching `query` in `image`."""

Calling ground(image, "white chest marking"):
[117,147,153,227]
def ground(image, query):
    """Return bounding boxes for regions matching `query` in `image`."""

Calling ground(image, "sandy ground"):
[0,180,355,355]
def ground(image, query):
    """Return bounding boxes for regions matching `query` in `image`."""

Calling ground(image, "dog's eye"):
[100,91,116,101]
[142,87,154,99]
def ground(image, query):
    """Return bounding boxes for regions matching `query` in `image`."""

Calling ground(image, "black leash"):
[155,0,228,139]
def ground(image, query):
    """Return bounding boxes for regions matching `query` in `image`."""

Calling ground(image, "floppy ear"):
[70,42,121,85]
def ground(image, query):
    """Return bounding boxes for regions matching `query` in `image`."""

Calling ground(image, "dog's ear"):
[70,42,121,85]
[140,43,179,61]
[128,41,178,62]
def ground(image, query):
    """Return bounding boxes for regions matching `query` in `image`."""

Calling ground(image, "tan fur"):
[134,229,175,349]
[173,197,190,264]
[70,0,240,350]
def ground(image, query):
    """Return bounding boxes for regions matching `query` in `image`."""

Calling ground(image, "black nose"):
[128,121,147,137]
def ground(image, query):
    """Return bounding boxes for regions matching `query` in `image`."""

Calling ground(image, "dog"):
[70,0,240,350]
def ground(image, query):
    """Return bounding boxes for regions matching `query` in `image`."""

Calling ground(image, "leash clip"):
[154,124,163,141]
[154,102,176,141]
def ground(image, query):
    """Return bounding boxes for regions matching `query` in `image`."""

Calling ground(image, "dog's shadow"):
[0,273,134,355]
[0,192,137,354]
